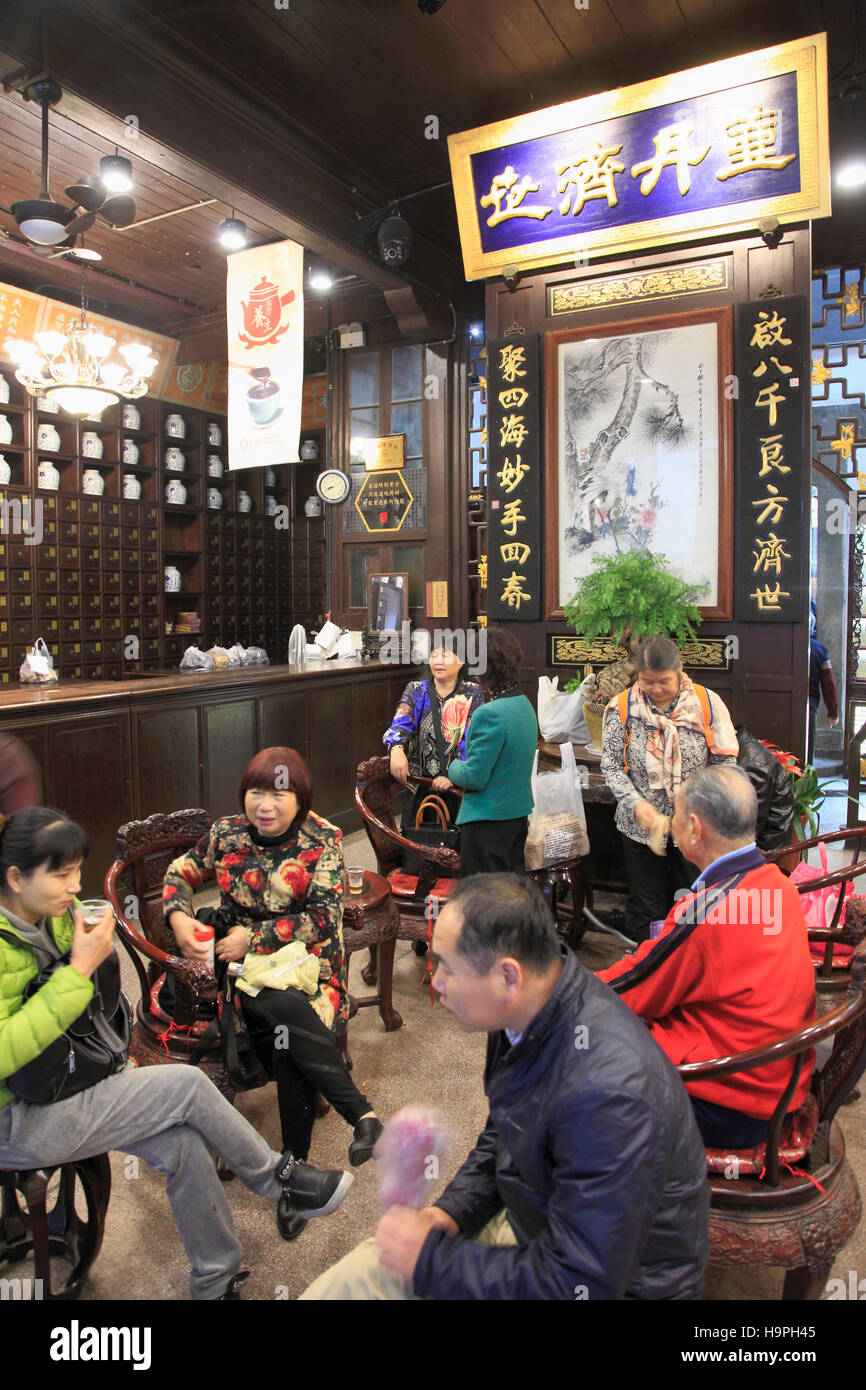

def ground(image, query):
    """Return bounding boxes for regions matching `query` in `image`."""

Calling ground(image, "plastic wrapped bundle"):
[179,646,215,672]
[376,1104,449,1211]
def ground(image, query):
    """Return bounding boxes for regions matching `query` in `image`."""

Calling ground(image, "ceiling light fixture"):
[219,215,247,250]
[835,162,866,189]
[310,268,334,291]
[99,151,133,194]
[3,263,157,417]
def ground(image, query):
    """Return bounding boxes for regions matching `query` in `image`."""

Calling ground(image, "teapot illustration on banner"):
[238,275,295,349]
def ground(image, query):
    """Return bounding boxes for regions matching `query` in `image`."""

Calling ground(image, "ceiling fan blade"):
[64,175,106,212]
[98,194,136,228]
[66,209,97,235]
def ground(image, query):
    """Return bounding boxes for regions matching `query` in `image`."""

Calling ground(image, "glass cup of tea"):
[346,867,365,896]
[77,898,113,932]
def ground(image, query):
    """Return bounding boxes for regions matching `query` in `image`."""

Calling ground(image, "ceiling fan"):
[0,79,136,258]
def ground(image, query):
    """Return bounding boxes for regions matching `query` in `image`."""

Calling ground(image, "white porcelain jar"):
[164,565,182,593]
[0,455,11,485]
[300,438,319,461]
[207,422,222,447]
[0,416,12,446]
[82,468,105,496]
[207,487,223,510]
[37,460,60,490]
[165,446,185,471]
[123,473,141,500]
[37,395,60,414]
[304,495,323,517]
[165,478,188,505]
[165,413,186,439]
[263,467,277,488]
[122,402,141,430]
[265,493,278,516]
[122,438,140,466]
[207,454,223,477]
[0,374,9,405]
[81,431,103,460]
[237,490,253,513]
[37,423,60,452]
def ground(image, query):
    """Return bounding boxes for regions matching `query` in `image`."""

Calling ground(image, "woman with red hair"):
[163,746,381,1241]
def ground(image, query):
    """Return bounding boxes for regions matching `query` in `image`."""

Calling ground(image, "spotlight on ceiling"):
[835,162,866,189]
[99,152,133,194]
[378,208,411,266]
[469,322,484,340]
[310,268,334,291]
[219,216,247,250]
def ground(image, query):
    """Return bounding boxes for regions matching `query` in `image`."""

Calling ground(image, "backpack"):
[616,683,715,775]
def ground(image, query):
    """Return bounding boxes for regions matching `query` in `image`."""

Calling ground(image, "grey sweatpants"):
[0,1062,283,1299]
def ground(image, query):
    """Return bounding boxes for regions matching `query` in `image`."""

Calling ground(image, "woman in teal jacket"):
[435,629,537,875]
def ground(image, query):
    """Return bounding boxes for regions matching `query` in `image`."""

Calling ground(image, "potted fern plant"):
[563,550,707,747]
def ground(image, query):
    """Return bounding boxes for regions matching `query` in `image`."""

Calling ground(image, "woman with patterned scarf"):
[601,634,738,946]
[383,643,485,830]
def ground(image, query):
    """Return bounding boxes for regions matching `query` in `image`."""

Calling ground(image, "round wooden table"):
[342,870,402,1040]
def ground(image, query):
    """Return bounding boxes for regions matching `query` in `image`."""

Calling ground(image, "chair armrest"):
[677,988,865,1081]
[105,859,215,994]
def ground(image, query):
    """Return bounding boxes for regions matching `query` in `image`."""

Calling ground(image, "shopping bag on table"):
[536,675,594,746]
[525,744,590,870]
[18,637,58,684]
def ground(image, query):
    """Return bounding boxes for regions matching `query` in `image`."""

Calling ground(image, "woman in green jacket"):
[434,629,538,875]
[0,806,353,1299]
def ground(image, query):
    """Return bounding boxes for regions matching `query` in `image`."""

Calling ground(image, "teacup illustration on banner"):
[246,367,281,425]
[82,468,105,496]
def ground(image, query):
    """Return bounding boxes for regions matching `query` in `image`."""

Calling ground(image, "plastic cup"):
[347,867,365,896]
[78,898,112,932]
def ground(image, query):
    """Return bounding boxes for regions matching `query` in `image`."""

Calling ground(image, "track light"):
[99,152,133,194]
[219,216,247,250]
[310,268,334,291]
[378,209,411,266]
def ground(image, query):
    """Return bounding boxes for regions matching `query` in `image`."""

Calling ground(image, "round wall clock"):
[316,468,352,505]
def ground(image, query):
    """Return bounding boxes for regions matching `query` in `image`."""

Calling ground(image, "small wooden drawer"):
[252,539,265,558]
[122,570,140,593]
[59,570,81,593]
[81,547,101,570]
[140,550,159,574]
[103,639,123,660]
[141,527,158,550]
[80,571,100,594]
[221,536,235,556]
[142,593,160,615]
[81,593,102,616]
[237,576,251,595]
[82,639,104,661]
[141,638,159,660]
[123,593,141,616]
[121,502,141,527]
[79,499,100,523]
[59,545,81,569]
[58,497,79,521]
[11,617,37,642]
[39,495,58,520]
[102,500,120,522]
[164,635,186,659]
[84,617,102,636]
[122,525,140,548]
[140,616,160,638]
[84,664,103,681]
[206,514,221,536]
[142,504,158,526]
[103,616,123,637]
[122,551,140,572]
[102,570,121,593]
[102,524,121,544]
[142,659,162,672]
[59,617,82,638]
[7,542,32,567]
[141,572,159,594]
[80,522,100,544]
[103,548,121,571]
[103,664,124,680]
[103,593,122,615]
[61,640,84,661]
[59,521,80,544]
[36,569,59,592]
[35,593,59,617]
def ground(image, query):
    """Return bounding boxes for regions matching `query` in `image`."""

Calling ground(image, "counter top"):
[0,656,420,713]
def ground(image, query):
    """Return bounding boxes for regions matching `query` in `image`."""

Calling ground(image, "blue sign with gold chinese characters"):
[448,35,829,281]
[733,296,808,623]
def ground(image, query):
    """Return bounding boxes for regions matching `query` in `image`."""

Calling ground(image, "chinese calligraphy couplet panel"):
[487,334,542,621]
[448,34,829,280]
[733,296,808,623]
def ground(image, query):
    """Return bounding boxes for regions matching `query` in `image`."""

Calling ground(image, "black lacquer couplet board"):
[487,333,542,621]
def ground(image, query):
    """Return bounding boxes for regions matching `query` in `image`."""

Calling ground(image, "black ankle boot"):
[218,1270,250,1300]
[276,1195,306,1242]
[348,1116,384,1167]
[274,1151,354,1218]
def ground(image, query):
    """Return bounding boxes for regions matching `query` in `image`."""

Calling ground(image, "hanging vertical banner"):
[733,294,808,622]
[487,333,542,620]
[226,238,304,470]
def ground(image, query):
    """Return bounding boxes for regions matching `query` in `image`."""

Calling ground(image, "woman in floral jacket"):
[383,644,485,827]
[163,746,381,1240]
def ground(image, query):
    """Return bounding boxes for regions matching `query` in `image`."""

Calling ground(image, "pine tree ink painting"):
[552,315,723,614]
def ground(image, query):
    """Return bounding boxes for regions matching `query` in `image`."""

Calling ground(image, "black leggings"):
[241,987,372,1159]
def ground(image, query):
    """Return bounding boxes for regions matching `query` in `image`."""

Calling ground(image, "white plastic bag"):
[225,643,246,668]
[179,646,215,672]
[537,674,595,745]
[525,744,590,869]
[242,646,269,666]
[19,638,58,684]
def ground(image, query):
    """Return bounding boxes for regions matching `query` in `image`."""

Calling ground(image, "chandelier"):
[3,266,158,418]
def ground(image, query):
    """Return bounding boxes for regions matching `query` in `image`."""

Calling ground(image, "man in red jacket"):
[598,764,816,1148]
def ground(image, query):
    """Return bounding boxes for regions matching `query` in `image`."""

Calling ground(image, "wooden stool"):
[528,856,588,951]
[342,870,402,1065]
[0,1154,112,1300]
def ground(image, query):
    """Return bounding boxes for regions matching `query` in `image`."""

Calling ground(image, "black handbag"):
[401,793,461,877]
[0,927,131,1105]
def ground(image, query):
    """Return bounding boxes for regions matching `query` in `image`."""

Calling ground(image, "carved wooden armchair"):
[678,939,866,1299]
[104,809,269,1103]
[765,825,866,1003]
[355,756,460,981]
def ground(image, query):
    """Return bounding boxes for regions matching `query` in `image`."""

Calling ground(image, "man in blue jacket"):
[301,874,709,1300]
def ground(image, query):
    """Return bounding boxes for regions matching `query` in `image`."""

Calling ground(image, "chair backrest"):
[355,756,460,900]
[107,809,211,989]
[765,826,866,977]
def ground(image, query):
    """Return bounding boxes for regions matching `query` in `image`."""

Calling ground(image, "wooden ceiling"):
[0,0,863,337]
